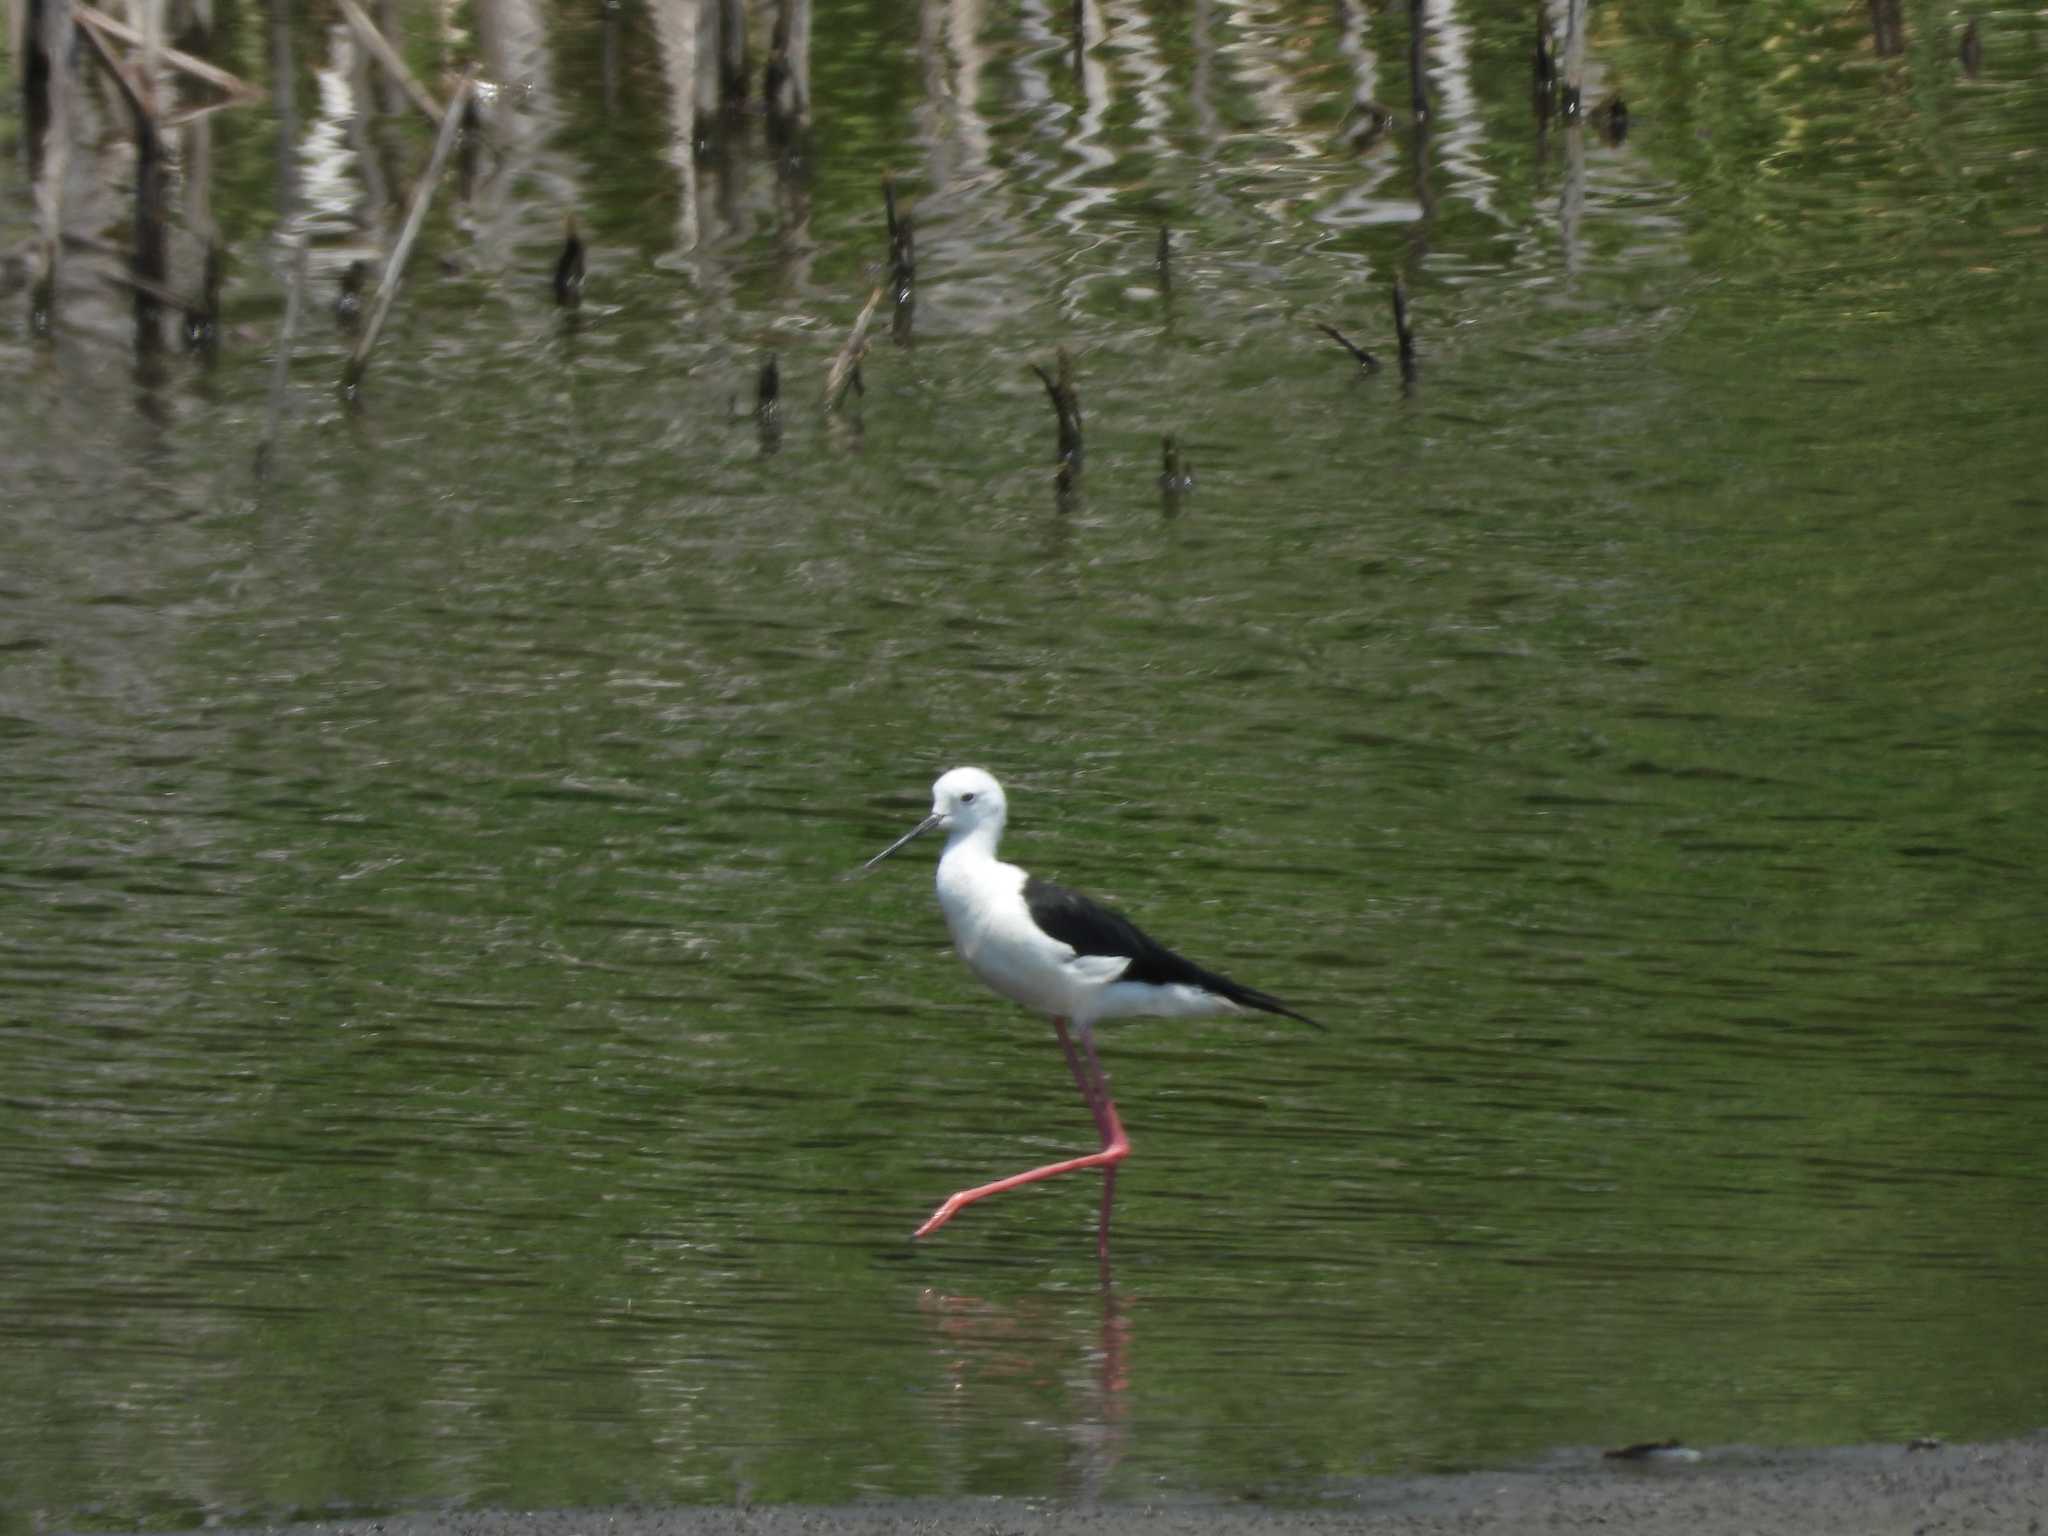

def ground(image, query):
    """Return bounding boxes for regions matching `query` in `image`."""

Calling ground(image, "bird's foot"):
[913,1191,968,1240]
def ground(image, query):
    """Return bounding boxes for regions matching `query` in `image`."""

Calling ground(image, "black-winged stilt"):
[864,766,1319,1253]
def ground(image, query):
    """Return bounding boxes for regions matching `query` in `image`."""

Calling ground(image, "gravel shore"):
[174,1433,2047,1536]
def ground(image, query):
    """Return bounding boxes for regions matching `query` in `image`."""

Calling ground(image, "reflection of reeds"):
[825,285,883,413]
[1159,434,1189,518]
[1033,347,1083,497]
[1392,280,1417,389]
[714,0,747,112]
[35,1,263,357]
[334,260,366,332]
[74,5,265,125]
[756,353,782,456]
[265,0,297,219]
[884,172,915,347]
[20,0,56,181]
[16,0,1620,432]
[344,74,477,393]
[651,0,702,248]
[765,0,811,136]
[337,0,444,127]
[1407,0,1429,122]
[1533,7,1557,121]
[1598,95,1628,146]
[1560,0,1586,118]
[74,5,167,352]
[184,241,223,355]
[1316,322,1379,374]
[256,233,310,481]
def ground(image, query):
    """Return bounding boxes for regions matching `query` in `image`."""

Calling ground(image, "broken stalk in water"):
[343,72,476,395]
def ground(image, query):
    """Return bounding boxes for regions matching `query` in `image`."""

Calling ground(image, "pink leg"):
[915,1016,1131,1240]
[1057,1018,1115,1144]
[1073,1026,1124,1268]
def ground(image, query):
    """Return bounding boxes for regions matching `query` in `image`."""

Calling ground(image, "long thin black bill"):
[862,813,943,871]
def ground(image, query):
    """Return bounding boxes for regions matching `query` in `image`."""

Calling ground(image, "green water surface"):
[2,0,2045,1526]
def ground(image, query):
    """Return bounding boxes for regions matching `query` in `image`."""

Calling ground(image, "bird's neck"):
[936,824,1020,928]
[939,822,1003,870]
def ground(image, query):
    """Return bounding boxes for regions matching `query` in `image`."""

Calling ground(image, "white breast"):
[936,851,1111,1018]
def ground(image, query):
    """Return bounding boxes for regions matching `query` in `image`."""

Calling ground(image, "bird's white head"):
[862,766,1009,870]
[929,766,1007,839]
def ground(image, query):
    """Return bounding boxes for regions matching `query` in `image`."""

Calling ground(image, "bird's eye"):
[960,792,977,804]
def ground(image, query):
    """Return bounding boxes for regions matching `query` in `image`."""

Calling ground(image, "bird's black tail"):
[1213,974,1323,1031]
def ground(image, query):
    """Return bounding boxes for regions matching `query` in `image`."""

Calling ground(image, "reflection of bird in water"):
[865,768,1318,1259]
[334,260,367,333]
[918,1287,1132,1497]
[554,215,585,309]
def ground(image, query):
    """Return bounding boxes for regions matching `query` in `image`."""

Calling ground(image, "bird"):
[863,766,1319,1255]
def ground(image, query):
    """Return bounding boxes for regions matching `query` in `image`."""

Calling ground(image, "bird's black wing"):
[1024,876,1321,1028]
